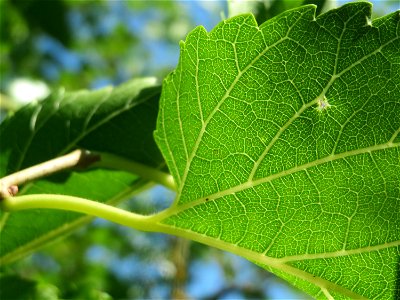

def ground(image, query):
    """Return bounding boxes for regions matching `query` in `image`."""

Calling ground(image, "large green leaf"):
[154,3,400,299]
[0,78,163,265]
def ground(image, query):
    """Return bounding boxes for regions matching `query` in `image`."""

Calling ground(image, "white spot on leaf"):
[316,96,331,112]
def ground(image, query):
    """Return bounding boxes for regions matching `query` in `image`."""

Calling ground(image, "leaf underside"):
[154,3,400,299]
[0,78,163,264]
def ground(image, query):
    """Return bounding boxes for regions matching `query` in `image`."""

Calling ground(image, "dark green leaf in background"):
[9,0,71,46]
[0,78,163,265]
[0,274,59,300]
[154,3,400,298]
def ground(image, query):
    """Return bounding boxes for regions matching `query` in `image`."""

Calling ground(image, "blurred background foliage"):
[0,0,397,299]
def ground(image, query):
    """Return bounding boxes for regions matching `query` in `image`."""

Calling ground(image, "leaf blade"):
[155,3,400,298]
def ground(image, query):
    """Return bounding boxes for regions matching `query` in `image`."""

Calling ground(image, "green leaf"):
[0,274,59,300]
[154,3,400,299]
[0,78,163,265]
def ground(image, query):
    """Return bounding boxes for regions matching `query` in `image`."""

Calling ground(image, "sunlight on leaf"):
[154,3,400,298]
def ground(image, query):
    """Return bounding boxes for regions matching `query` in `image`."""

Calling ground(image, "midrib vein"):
[154,141,398,220]
[277,240,400,263]
[154,222,368,300]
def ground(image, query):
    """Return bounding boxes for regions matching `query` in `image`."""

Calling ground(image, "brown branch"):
[0,149,100,199]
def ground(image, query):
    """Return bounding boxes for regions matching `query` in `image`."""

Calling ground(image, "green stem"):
[1,194,162,232]
[95,152,176,191]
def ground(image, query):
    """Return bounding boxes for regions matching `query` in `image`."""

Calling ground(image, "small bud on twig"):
[7,185,18,196]
[0,149,100,201]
